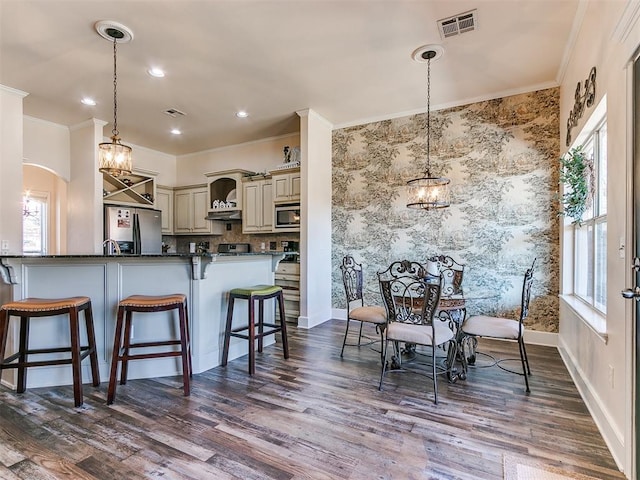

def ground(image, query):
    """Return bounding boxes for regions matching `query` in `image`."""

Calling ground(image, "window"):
[22,192,48,255]
[572,119,607,313]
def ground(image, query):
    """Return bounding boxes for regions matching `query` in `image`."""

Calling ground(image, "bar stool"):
[107,294,191,404]
[0,296,100,407]
[221,285,289,375]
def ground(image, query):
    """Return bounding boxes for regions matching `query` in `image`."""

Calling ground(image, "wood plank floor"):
[0,319,626,480]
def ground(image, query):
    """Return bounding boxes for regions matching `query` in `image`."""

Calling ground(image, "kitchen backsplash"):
[162,221,299,254]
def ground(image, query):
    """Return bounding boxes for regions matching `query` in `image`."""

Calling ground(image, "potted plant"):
[559,146,593,225]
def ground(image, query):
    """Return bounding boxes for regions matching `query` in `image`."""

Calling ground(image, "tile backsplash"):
[163,221,299,254]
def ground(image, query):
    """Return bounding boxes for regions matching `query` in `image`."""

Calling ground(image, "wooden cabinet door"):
[156,187,173,234]
[243,182,261,233]
[174,190,193,233]
[273,175,290,202]
[261,181,273,230]
[191,189,211,233]
[290,173,301,200]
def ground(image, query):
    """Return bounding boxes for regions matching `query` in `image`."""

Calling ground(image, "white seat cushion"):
[386,320,454,346]
[462,315,522,340]
[349,305,387,324]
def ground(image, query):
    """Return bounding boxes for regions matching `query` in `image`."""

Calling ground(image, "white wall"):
[23,116,70,180]
[558,1,639,475]
[176,133,300,185]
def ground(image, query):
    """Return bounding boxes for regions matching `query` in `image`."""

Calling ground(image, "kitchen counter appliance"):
[104,205,162,254]
[217,243,251,254]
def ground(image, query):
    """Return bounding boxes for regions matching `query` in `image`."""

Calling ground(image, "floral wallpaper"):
[332,88,560,332]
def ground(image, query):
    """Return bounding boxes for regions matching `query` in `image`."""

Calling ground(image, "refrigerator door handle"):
[133,213,141,255]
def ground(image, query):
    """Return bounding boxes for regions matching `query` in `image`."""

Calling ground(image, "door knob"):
[621,286,640,300]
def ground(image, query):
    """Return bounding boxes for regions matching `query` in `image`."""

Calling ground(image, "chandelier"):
[96,21,134,177]
[23,192,39,218]
[406,45,450,210]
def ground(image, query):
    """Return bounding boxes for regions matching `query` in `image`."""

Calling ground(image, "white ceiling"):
[0,0,580,156]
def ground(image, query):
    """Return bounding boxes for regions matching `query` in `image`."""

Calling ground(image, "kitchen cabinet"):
[275,262,300,324]
[174,185,218,235]
[242,178,273,233]
[155,186,174,234]
[102,170,156,207]
[205,169,254,219]
[272,168,301,203]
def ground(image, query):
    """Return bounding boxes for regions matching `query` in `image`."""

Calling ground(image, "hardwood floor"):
[0,319,626,480]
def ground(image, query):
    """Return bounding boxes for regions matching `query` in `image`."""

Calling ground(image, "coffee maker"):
[281,240,299,262]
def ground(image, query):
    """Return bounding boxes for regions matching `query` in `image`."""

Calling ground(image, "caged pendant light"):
[406,45,450,210]
[96,21,134,177]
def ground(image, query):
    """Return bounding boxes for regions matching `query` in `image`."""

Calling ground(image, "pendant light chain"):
[425,55,431,176]
[112,37,119,138]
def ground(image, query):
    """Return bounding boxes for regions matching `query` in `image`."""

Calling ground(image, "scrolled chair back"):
[519,258,536,324]
[426,255,465,297]
[340,255,364,305]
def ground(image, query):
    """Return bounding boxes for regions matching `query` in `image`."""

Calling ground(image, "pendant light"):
[96,21,134,177]
[406,45,450,210]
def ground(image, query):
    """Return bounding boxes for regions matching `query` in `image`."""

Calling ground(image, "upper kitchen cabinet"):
[174,185,222,235]
[242,177,273,233]
[205,169,254,220]
[102,170,156,207]
[155,186,174,234]
[272,167,301,203]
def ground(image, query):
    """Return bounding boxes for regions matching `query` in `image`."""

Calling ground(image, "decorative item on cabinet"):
[102,169,157,207]
[205,169,254,220]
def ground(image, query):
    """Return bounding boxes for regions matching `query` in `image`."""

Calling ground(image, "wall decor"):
[559,146,593,225]
[566,66,596,147]
[332,88,560,333]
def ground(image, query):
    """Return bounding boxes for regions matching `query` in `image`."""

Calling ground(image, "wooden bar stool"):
[0,296,100,407]
[221,285,289,375]
[107,294,192,404]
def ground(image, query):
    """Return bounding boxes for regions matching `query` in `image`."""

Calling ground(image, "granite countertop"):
[0,251,290,259]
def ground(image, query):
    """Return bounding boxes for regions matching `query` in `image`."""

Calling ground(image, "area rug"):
[503,455,603,480]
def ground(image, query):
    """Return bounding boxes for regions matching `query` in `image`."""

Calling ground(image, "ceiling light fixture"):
[148,67,165,78]
[236,110,249,118]
[81,97,96,106]
[96,21,134,177]
[22,191,39,218]
[406,44,450,210]
[171,128,182,135]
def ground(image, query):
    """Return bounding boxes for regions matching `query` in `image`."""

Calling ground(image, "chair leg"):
[84,304,101,387]
[518,338,530,393]
[378,325,385,365]
[178,303,190,396]
[69,307,83,407]
[379,337,390,391]
[432,343,438,405]
[17,316,29,394]
[248,297,256,375]
[221,296,235,367]
[0,311,8,375]
[120,310,133,385]
[277,291,289,359]
[340,318,351,358]
[357,321,364,347]
[184,300,193,378]
[257,298,264,353]
[521,338,532,375]
[107,306,126,405]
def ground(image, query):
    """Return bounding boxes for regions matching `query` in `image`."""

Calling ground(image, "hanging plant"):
[559,146,594,225]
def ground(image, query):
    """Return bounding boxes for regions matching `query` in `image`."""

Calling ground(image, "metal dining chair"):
[339,255,387,362]
[460,258,536,392]
[377,268,456,404]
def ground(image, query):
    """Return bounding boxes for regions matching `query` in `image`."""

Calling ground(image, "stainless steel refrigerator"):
[104,205,162,254]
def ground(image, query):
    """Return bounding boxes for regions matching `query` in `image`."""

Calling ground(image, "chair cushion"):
[349,305,387,324]
[1,296,91,312]
[462,315,522,340]
[119,294,186,308]
[230,285,282,297]
[386,320,454,346]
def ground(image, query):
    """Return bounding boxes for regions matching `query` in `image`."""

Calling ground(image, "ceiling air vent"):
[164,108,186,118]
[437,9,477,39]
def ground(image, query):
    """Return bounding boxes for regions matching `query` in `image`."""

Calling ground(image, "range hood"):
[205,209,241,221]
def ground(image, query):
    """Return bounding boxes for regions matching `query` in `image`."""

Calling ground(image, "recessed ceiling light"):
[148,67,165,78]
[171,128,182,135]
[236,110,249,118]
[81,97,96,106]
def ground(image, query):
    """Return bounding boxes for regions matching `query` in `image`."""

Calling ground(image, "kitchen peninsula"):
[0,252,284,390]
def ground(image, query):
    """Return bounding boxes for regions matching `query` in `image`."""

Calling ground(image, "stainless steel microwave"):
[274,204,300,229]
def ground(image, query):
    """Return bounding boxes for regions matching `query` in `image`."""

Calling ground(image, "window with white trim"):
[22,192,48,255]
[572,119,607,313]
